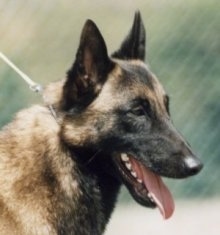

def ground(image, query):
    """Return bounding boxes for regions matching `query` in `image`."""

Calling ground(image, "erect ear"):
[62,20,114,111]
[112,11,146,61]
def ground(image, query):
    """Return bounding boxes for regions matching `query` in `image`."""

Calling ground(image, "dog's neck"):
[43,80,122,230]
[70,146,122,222]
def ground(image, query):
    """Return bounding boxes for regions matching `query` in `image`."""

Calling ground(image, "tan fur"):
[0,105,82,235]
[0,14,202,231]
[0,54,202,234]
[0,67,126,234]
[0,57,170,235]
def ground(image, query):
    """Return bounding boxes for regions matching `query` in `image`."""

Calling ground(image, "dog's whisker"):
[84,149,102,166]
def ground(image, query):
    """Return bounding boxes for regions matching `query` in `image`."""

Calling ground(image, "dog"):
[0,12,202,235]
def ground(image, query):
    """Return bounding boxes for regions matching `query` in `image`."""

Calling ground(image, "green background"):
[0,0,219,199]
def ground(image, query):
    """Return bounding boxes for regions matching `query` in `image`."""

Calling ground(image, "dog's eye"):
[130,105,146,116]
[126,99,151,117]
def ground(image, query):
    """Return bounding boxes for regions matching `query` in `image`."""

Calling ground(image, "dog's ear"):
[112,11,146,61]
[62,20,114,111]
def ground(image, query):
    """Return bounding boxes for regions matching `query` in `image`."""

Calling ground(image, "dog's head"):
[59,12,203,219]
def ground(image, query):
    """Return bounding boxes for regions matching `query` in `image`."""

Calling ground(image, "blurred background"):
[0,0,219,234]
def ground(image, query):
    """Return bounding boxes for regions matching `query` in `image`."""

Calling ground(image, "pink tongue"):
[140,164,175,219]
[130,158,174,219]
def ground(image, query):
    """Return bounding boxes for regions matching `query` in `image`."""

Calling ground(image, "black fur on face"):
[61,11,203,214]
[92,62,201,176]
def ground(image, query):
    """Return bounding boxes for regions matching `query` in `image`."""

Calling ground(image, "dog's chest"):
[57,170,112,235]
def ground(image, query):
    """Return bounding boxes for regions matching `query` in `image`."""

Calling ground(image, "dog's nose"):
[184,156,203,176]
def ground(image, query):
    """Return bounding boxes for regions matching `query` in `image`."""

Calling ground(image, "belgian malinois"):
[0,12,202,235]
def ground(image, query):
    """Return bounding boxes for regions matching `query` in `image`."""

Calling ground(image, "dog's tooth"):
[121,153,129,162]
[148,193,154,202]
[125,162,132,170]
[137,178,142,184]
[131,171,137,178]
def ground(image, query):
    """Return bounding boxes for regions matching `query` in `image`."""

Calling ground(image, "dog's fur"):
[0,12,202,235]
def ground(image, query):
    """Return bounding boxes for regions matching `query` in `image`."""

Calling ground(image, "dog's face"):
[60,12,203,219]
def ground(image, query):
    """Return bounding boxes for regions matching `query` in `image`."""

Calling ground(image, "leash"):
[0,52,57,120]
[0,52,42,93]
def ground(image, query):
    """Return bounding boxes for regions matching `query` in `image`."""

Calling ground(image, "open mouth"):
[114,153,175,219]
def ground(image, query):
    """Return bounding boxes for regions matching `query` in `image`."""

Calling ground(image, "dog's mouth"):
[114,153,175,219]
